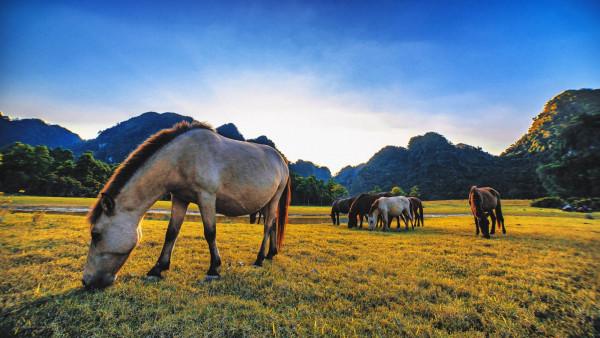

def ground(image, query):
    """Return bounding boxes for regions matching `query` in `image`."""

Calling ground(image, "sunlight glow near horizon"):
[1,1,599,173]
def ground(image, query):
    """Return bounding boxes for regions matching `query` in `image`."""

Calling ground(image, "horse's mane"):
[88,120,214,224]
[369,199,380,214]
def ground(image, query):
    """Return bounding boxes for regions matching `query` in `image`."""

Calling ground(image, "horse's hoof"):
[253,261,263,267]
[145,275,162,282]
[203,275,221,282]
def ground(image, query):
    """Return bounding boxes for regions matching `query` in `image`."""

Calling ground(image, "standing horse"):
[468,186,505,239]
[330,196,356,225]
[368,196,413,231]
[408,197,424,227]
[347,192,392,228]
[82,121,291,290]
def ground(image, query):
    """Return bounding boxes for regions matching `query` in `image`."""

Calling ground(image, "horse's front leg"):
[489,211,497,235]
[198,193,221,280]
[147,195,189,278]
[474,217,479,235]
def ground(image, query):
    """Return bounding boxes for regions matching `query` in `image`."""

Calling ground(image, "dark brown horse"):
[330,196,356,225]
[348,192,392,228]
[468,186,505,239]
[408,197,424,227]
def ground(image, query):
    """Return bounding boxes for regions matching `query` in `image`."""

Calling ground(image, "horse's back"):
[175,129,288,215]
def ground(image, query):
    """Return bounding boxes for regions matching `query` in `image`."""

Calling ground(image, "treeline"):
[0,142,348,206]
[0,142,113,197]
[290,173,348,206]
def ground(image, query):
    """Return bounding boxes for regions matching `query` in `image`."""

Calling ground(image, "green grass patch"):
[1,211,598,336]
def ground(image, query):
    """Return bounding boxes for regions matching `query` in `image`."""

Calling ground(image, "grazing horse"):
[368,196,413,231]
[330,196,356,225]
[82,121,291,290]
[249,209,264,224]
[468,186,505,239]
[408,197,424,227]
[347,192,392,228]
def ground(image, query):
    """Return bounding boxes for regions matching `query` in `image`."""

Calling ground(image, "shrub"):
[531,196,565,209]
[571,198,600,211]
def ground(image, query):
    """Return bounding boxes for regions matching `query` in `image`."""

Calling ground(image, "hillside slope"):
[0,113,82,149]
[503,89,600,158]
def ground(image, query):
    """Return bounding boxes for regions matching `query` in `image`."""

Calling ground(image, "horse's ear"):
[100,193,115,215]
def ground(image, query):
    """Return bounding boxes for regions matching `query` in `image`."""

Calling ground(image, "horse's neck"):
[115,161,171,220]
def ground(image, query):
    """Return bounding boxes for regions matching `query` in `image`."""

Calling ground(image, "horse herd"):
[329,186,506,239]
[330,192,424,231]
[81,121,506,289]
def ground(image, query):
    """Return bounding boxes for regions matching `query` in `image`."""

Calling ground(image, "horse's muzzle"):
[82,273,116,290]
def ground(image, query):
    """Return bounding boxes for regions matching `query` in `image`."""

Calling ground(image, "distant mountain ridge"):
[0,113,82,149]
[289,160,332,181]
[3,88,597,199]
[75,112,194,163]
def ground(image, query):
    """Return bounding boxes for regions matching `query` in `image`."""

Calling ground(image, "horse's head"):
[367,214,376,230]
[478,216,491,239]
[347,212,357,228]
[82,194,140,290]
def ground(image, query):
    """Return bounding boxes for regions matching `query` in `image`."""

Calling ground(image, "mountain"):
[0,113,82,149]
[76,112,194,163]
[334,164,365,189]
[334,132,544,199]
[216,123,245,141]
[503,89,600,158]
[289,160,332,181]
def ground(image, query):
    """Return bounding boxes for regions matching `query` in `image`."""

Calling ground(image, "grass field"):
[0,198,599,336]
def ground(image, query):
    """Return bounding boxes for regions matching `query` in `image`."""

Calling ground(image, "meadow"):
[0,198,599,336]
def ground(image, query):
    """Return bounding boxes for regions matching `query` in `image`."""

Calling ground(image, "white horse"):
[368,196,413,231]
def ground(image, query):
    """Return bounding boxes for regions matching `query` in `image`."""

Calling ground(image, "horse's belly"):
[216,195,268,217]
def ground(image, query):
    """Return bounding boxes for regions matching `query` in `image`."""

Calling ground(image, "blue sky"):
[1,1,599,172]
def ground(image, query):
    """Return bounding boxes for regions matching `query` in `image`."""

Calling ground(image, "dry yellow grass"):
[0,204,599,336]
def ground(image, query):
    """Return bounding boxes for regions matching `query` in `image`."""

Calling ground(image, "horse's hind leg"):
[255,195,280,266]
[198,193,222,280]
[497,208,506,234]
[147,195,189,278]
[489,211,497,235]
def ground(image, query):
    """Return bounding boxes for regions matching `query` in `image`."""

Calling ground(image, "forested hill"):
[333,132,543,199]
[289,160,332,181]
[333,88,599,199]
[0,113,82,149]
[75,112,194,163]
[503,89,600,158]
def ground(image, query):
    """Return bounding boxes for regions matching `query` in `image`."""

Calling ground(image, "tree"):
[408,185,421,198]
[391,186,405,196]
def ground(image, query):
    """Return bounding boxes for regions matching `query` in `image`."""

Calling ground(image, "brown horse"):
[330,196,356,225]
[347,192,392,228]
[82,121,291,289]
[468,186,505,239]
[408,197,424,227]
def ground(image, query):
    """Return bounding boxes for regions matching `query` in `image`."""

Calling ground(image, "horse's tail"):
[419,201,424,226]
[276,176,292,251]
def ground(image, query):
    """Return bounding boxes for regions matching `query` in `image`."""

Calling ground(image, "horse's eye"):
[91,231,102,244]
